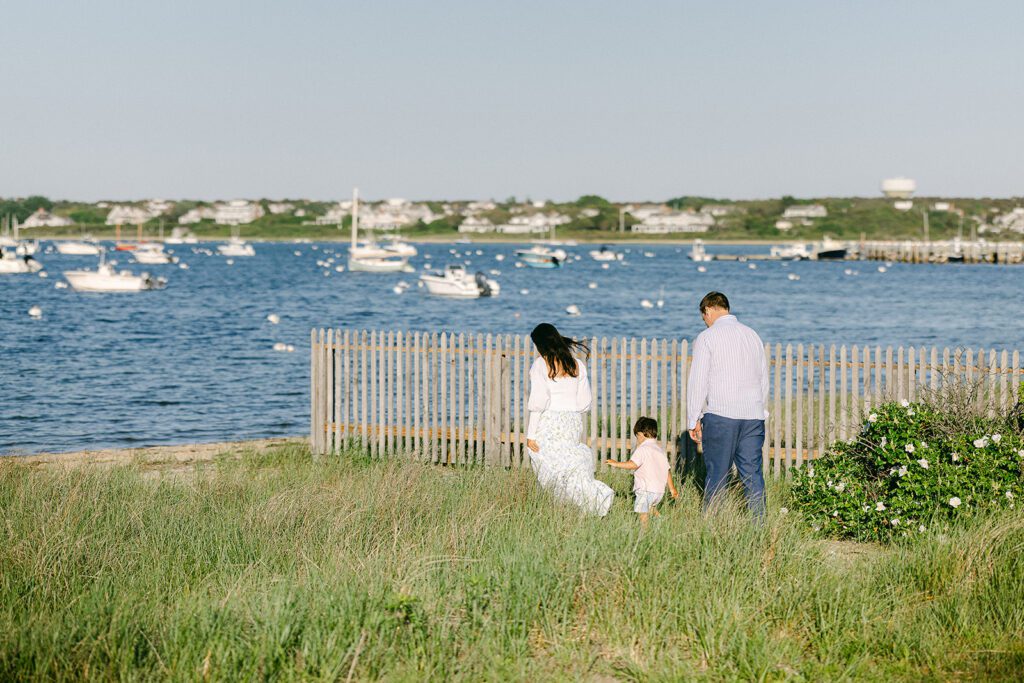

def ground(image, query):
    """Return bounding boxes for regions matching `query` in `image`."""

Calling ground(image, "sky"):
[1,1,1022,202]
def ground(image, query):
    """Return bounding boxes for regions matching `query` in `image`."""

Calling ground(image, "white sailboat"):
[133,243,177,265]
[218,228,256,257]
[64,251,166,292]
[420,264,499,298]
[347,188,410,273]
[165,227,198,244]
[588,245,623,261]
[688,239,713,262]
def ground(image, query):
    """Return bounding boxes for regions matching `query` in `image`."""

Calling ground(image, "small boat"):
[688,239,713,262]
[588,246,622,261]
[0,250,43,274]
[133,244,177,265]
[812,236,848,261]
[64,253,166,292]
[770,243,812,260]
[218,233,256,257]
[164,227,198,244]
[346,188,411,273]
[55,240,101,256]
[515,245,566,268]
[382,239,418,257]
[419,264,499,298]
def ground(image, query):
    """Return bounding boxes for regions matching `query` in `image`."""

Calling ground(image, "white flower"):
[868,413,878,423]
[919,525,926,532]
[1006,491,1015,500]
[807,467,815,479]
[862,505,870,512]
[832,510,839,517]
[827,479,834,488]
[779,507,788,515]
[917,459,929,469]
[900,399,910,407]
[973,437,989,449]
[921,441,928,448]
[905,443,916,454]
[1018,449,1024,459]
[876,501,886,512]
[949,497,961,508]
[897,466,908,478]
[992,434,1002,444]
[891,518,900,526]
[835,482,846,493]
[907,409,915,416]
[880,437,888,448]
[952,453,960,462]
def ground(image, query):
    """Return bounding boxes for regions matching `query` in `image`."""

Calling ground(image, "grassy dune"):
[2,444,1022,681]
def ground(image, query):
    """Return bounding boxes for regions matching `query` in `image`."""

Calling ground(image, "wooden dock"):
[858,240,1024,265]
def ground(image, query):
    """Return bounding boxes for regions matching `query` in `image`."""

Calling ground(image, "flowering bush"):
[790,399,1024,542]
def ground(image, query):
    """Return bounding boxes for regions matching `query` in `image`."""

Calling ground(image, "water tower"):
[881,177,916,210]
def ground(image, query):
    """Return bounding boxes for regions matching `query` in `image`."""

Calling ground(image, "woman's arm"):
[575,361,593,412]
[526,358,550,440]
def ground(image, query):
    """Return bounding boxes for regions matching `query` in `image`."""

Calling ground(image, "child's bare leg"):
[639,512,649,529]
[652,507,661,517]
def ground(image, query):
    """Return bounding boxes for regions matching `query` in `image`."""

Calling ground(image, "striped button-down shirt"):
[686,314,768,429]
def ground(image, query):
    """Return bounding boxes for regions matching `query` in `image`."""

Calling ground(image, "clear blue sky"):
[2,1,1021,202]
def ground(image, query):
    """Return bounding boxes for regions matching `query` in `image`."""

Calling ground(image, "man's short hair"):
[699,291,730,314]
[633,417,658,438]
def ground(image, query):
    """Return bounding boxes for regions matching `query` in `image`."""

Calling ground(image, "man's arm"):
[686,335,711,437]
[760,339,770,420]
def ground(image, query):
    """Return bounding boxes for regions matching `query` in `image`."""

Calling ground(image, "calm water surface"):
[2,241,1022,454]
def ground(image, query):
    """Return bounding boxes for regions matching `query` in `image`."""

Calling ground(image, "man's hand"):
[688,421,702,444]
[526,439,539,453]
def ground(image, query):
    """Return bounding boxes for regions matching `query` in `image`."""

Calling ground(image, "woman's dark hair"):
[530,323,589,379]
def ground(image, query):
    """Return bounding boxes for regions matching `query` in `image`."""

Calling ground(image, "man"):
[686,291,768,516]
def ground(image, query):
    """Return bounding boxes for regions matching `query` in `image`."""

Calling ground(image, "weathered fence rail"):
[311,329,1022,476]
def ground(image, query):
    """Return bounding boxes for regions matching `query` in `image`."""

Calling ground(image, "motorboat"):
[588,245,622,261]
[165,227,198,244]
[419,264,500,298]
[0,250,43,274]
[811,236,848,261]
[218,235,255,257]
[382,239,418,257]
[688,239,713,262]
[346,188,411,273]
[133,244,177,265]
[55,240,101,256]
[64,254,166,292]
[770,243,812,260]
[515,245,566,268]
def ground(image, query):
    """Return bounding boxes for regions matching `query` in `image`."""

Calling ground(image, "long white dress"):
[527,356,614,516]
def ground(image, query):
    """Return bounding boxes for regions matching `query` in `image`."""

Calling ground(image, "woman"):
[525,323,614,516]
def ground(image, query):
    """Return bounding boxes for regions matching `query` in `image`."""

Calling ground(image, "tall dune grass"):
[2,445,1022,681]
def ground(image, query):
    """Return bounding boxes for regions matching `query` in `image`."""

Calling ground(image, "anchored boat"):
[420,264,499,298]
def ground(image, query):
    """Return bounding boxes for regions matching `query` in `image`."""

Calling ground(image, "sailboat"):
[218,227,256,256]
[347,188,410,272]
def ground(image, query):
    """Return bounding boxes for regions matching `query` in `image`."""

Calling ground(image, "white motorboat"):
[133,244,177,265]
[688,239,713,262]
[770,243,812,260]
[811,236,848,261]
[64,254,166,292]
[382,239,418,257]
[515,245,566,268]
[55,240,101,256]
[347,188,411,273]
[589,246,622,261]
[165,227,198,244]
[420,264,499,298]
[218,236,255,257]
[0,250,43,274]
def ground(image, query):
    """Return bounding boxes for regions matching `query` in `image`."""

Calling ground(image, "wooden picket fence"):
[310,329,1022,476]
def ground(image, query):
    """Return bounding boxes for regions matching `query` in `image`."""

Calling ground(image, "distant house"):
[316,205,347,225]
[466,200,497,212]
[458,216,495,234]
[774,220,794,231]
[624,203,665,220]
[268,202,295,214]
[782,204,827,219]
[991,208,1024,234]
[932,202,952,212]
[214,200,265,225]
[21,208,74,228]
[579,208,600,218]
[106,205,155,225]
[496,212,570,234]
[631,211,715,234]
[146,199,174,215]
[178,207,216,224]
[701,204,741,217]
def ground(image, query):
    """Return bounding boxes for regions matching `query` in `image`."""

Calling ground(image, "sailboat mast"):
[351,187,359,250]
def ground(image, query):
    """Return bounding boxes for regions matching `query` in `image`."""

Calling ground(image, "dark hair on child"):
[633,417,658,439]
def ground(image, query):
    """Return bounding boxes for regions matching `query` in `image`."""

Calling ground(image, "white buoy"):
[54,281,68,289]
[697,266,707,273]
[475,249,483,256]
[495,254,505,262]
[335,265,345,272]
[393,285,404,294]
[267,313,281,324]
[601,263,610,270]
[520,288,529,295]
[294,251,302,256]
[489,269,501,276]
[656,299,664,308]
[748,263,757,270]
[640,299,654,309]
[788,273,800,281]
[878,266,887,273]
[28,305,42,318]
[286,344,295,352]
[323,271,330,277]
[844,268,853,275]
[565,304,581,316]
[588,282,597,289]
[38,271,48,278]
[515,262,524,268]
[226,259,235,265]
[273,342,288,352]
[179,262,190,270]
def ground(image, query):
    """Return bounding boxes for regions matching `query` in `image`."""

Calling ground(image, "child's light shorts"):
[634,490,664,513]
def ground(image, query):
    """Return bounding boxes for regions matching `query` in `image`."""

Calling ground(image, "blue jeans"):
[701,413,766,516]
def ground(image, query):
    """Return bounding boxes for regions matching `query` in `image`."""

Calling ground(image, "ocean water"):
[2,241,1022,454]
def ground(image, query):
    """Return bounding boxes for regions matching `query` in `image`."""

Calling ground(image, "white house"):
[178,207,216,224]
[268,202,295,214]
[458,216,495,233]
[701,204,741,217]
[315,205,347,225]
[932,202,952,212]
[774,220,794,231]
[631,211,715,234]
[624,203,666,220]
[214,200,265,225]
[466,200,497,212]
[145,199,174,215]
[496,212,570,234]
[992,208,1024,234]
[782,204,828,219]
[21,208,74,228]
[106,205,155,225]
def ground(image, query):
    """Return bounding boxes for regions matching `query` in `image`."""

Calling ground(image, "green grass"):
[2,444,1023,681]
